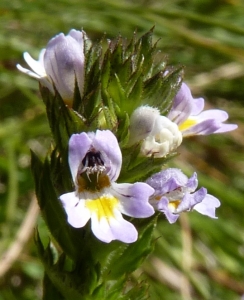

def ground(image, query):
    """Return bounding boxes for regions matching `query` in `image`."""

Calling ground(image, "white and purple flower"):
[167,82,237,136]
[17,29,86,107]
[146,168,220,223]
[59,130,155,243]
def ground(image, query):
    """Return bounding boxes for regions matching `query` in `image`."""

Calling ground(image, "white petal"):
[23,52,46,76]
[91,209,137,243]
[60,192,91,228]
[16,64,42,79]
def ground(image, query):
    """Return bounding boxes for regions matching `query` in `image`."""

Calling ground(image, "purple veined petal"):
[176,187,207,213]
[195,109,229,122]
[92,130,122,182]
[146,168,188,195]
[214,123,238,133]
[68,29,85,46]
[193,194,220,218]
[148,176,180,196]
[67,29,85,98]
[44,33,85,101]
[158,197,179,224]
[111,182,155,218]
[181,119,221,136]
[168,83,193,125]
[68,133,92,183]
[91,209,138,243]
[191,97,205,115]
[186,172,198,191]
[59,192,91,228]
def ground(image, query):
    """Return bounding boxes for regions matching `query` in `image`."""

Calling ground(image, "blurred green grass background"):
[1,0,244,299]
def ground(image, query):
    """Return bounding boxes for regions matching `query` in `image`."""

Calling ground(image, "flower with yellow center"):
[60,130,155,243]
[167,82,237,136]
[146,168,220,224]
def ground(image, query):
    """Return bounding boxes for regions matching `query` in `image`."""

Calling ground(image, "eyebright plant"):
[18,28,237,299]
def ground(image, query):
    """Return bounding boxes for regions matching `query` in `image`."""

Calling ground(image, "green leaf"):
[40,86,88,153]
[35,233,98,300]
[106,215,158,279]
[143,66,184,114]
[43,272,66,300]
[31,151,83,260]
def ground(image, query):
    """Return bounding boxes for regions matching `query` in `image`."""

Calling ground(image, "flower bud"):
[129,106,161,145]
[17,29,86,107]
[44,29,85,106]
[141,116,182,158]
[129,106,182,158]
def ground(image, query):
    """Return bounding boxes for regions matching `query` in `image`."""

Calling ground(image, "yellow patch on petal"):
[85,196,119,221]
[168,200,181,212]
[178,118,197,131]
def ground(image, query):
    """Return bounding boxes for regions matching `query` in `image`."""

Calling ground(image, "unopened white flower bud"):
[141,116,182,158]
[129,106,160,145]
[129,106,182,157]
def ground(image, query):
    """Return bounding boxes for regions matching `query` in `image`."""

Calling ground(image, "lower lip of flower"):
[85,195,119,220]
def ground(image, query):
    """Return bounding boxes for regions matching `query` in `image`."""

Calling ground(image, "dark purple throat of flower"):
[77,150,110,192]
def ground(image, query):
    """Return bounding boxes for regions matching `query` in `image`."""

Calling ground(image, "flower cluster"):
[18,29,237,244]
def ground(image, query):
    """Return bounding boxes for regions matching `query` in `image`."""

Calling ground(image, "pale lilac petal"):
[111,182,155,218]
[194,194,220,218]
[214,123,238,133]
[168,83,193,124]
[68,133,92,182]
[158,197,179,224]
[91,209,137,243]
[92,130,122,182]
[186,172,198,191]
[68,29,85,46]
[182,119,220,136]
[44,33,85,100]
[68,30,85,97]
[176,187,207,213]
[146,168,188,195]
[60,192,91,228]
[191,97,204,115]
[195,109,229,122]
